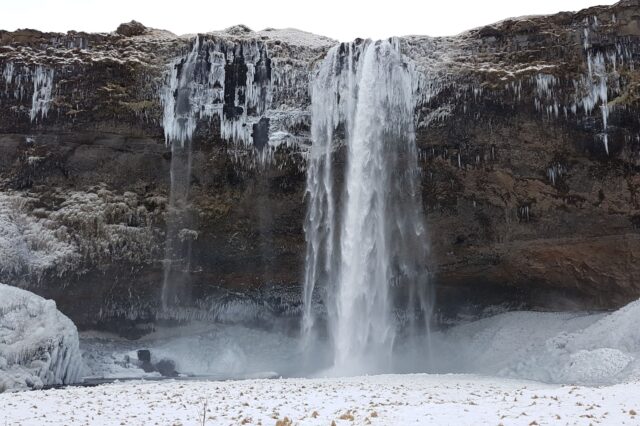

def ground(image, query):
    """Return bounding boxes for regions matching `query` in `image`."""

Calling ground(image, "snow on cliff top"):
[256,28,336,49]
[177,25,336,49]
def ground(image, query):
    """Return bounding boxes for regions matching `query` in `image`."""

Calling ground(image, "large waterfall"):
[303,39,431,375]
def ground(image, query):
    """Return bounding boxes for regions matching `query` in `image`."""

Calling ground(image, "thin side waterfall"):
[157,35,274,315]
[303,39,431,375]
[160,39,201,311]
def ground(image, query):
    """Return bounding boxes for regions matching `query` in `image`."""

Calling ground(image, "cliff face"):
[1,2,640,331]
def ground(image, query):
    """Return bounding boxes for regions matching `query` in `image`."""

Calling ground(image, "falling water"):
[159,39,202,311]
[303,39,430,374]
[158,35,276,313]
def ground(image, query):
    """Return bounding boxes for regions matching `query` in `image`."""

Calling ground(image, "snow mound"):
[430,298,640,385]
[0,284,83,392]
[558,348,633,383]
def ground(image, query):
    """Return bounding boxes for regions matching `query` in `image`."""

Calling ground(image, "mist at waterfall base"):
[82,301,640,385]
[80,39,640,387]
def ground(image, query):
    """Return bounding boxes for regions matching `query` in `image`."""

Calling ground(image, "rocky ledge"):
[1,2,640,332]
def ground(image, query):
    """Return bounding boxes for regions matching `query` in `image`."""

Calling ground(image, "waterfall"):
[158,35,275,313]
[303,39,431,375]
[159,38,208,311]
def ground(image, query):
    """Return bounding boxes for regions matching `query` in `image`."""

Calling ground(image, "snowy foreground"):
[2,374,640,425]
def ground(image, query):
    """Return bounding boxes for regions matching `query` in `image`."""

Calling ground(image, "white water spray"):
[303,40,430,374]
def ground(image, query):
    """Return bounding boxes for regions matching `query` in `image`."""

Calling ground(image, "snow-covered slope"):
[0,284,83,392]
[422,299,640,385]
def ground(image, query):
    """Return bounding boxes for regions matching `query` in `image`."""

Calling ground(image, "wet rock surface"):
[1,3,640,331]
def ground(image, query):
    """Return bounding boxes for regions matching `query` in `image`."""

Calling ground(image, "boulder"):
[0,284,83,392]
[116,20,147,37]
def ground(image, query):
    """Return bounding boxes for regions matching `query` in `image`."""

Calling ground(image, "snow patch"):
[257,28,336,49]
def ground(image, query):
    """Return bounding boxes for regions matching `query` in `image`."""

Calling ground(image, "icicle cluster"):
[526,16,635,155]
[547,163,566,186]
[30,66,55,122]
[1,62,55,123]
[160,37,278,151]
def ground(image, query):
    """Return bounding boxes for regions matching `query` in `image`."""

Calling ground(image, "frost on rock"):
[0,190,160,286]
[0,283,83,392]
[255,28,335,50]
[0,193,78,281]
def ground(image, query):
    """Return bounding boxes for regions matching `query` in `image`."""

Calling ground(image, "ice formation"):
[160,36,273,149]
[547,163,565,186]
[303,40,430,375]
[159,34,313,309]
[0,190,158,286]
[30,66,55,122]
[0,62,55,122]
[0,193,78,281]
[0,283,83,392]
[527,20,624,155]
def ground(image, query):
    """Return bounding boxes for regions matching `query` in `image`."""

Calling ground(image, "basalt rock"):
[116,21,148,37]
[1,3,640,331]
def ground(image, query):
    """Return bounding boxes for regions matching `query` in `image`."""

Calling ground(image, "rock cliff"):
[1,2,640,332]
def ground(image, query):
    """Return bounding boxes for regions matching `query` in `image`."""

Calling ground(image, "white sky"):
[2,0,619,41]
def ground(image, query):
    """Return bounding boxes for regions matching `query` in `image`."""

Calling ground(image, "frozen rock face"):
[1,2,640,331]
[0,283,83,392]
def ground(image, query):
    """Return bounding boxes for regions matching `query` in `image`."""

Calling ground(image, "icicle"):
[2,62,14,92]
[547,163,565,186]
[30,66,54,122]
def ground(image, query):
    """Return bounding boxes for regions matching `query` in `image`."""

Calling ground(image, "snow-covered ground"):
[1,373,640,425]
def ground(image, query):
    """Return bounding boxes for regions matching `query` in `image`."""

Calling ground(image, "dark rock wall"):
[413,0,640,309]
[1,2,640,330]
